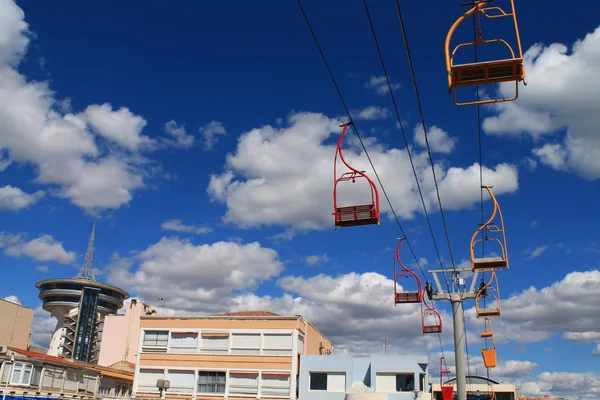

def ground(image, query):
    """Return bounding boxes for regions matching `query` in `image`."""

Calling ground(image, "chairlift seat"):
[481,348,497,369]
[334,204,379,228]
[451,58,524,88]
[477,307,501,318]
[423,324,442,334]
[481,331,493,338]
[395,291,422,304]
[472,256,508,270]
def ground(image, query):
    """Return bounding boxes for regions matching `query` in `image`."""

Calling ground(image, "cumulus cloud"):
[83,103,151,151]
[108,237,283,313]
[0,185,43,211]
[0,0,181,212]
[160,219,212,234]
[163,120,195,149]
[413,124,457,154]
[365,75,401,95]
[199,120,227,151]
[355,106,390,120]
[0,232,76,264]
[305,254,330,266]
[207,112,519,231]
[483,25,600,180]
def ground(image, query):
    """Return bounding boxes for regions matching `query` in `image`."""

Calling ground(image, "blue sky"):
[1,0,600,398]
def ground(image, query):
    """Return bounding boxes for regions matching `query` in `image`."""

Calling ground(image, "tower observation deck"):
[35,223,129,363]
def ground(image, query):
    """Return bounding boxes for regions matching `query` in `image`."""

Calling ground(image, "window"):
[142,331,168,352]
[261,373,290,396]
[309,372,345,392]
[420,373,426,392]
[197,371,226,393]
[1,363,35,385]
[137,369,164,392]
[229,372,258,396]
[309,373,327,391]
[231,333,261,355]
[168,370,195,393]
[396,373,415,391]
[200,333,229,354]
[263,334,293,356]
[376,373,415,393]
[170,332,198,353]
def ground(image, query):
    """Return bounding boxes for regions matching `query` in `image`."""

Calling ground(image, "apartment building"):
[132,311,334,400]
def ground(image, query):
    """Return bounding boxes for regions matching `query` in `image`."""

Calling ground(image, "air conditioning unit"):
[0,346,8,354]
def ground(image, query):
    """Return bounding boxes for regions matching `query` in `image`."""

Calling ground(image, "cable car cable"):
[362,0,451,293]
[296,0,426,278]
[391,0,457,272]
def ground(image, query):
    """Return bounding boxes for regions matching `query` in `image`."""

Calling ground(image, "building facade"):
[0,347,133,400]
[98,299,157,367]
[298,355,431,400]
[132,311,334,400]
[0,298,34,349]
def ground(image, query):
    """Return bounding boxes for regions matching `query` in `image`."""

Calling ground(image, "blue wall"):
[298,354,429,400]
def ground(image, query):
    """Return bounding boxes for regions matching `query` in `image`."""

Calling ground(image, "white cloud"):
[483,25,600,180]
[160,219,212,234]
[365,75,401,95]
[305,254,330,266]
[413,124,457,154]
[30,305,57,348]
[199,120,227,151]
[524,245,548,259]
[530,220,539,230]
[35,265,49,272]
[0,232,76,264]
[108,237,283,313]
[0,0,29,67]
[0,0,179,212]
[0,185,43,211]
[517,372,600,399]
[163,120,195,149]
[355,106,390,120]
[83,103,151,151]
[207,112,519,230]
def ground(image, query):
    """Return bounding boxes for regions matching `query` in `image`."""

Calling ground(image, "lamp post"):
[156,379,170,400]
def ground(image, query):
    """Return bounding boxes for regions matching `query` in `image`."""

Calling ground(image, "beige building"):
[133,311,334,400]
[0,298,34,349]
[98,299,157,367]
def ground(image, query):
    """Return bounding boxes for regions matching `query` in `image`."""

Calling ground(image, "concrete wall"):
[98,299,153,366]
[0,298,33,349]
[299,355,430,400]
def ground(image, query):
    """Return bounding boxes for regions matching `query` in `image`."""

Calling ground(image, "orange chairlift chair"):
[333,121,381,228]
[394,237,424,304]
[475,272,502,318]
[470,185,509,271]
[444,0,527,106]
[481,317,498,369]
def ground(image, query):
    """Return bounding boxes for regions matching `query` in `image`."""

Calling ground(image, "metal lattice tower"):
[73,222,98,282]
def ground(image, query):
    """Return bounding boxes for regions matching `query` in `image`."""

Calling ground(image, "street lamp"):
[156,379,170,399]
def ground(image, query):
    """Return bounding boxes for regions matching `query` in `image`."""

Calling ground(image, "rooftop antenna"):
[74,222,98,281]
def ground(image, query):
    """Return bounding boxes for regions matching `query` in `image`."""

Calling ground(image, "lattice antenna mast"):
[74,222,98,281]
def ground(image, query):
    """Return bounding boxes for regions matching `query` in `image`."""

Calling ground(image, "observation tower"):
[35,223,129,363]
